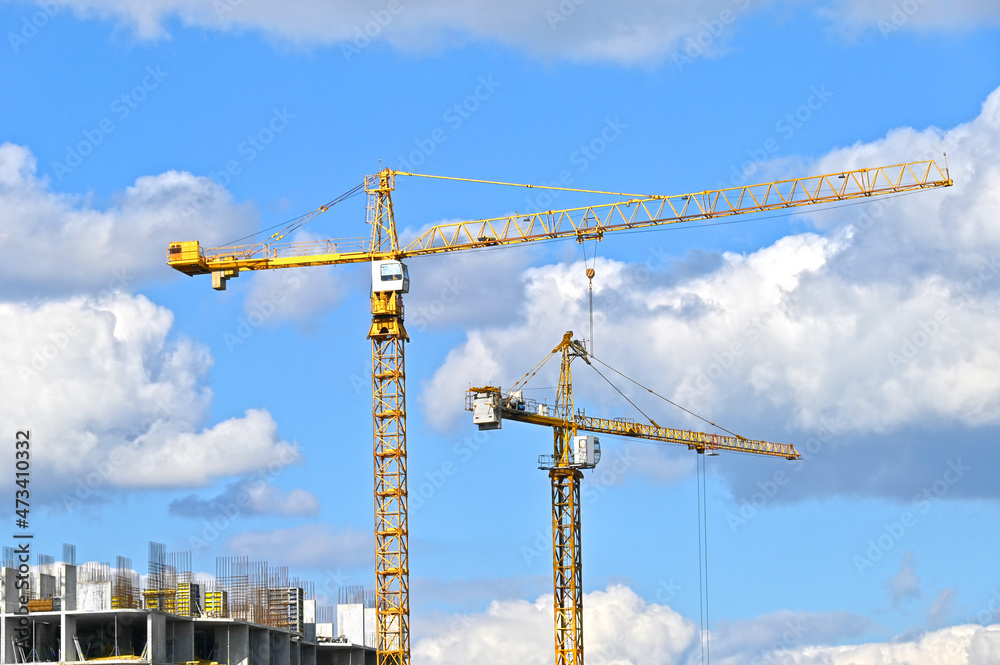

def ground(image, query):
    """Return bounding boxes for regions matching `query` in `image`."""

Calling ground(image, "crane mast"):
[365,171,410,665]
[547,333,588,664]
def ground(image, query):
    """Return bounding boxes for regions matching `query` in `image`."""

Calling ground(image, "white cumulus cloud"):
[414,584,696,665]
[0,292,299,496]
[0,142,256,299]
[763,623,1000,665]
[11,0,997,65]
[820,0,1000,39]
[413,583,1000,665]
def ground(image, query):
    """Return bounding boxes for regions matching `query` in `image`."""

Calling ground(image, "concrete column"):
[148,612,167,664]
[61,613,77,661]
[362,609,375,648]
[232,623,250,665]
[172,618,195,662]
[1,568,17,613]
[115,613,136,656]
[335,605,363,646]
[300,643,316,665]
[61,564,77,611]
[250,628,269,665]
[35,617,60,661]
[214,622,251,665]
[269,631,289,665]
[4,615,28,663]
[213,625,228,665]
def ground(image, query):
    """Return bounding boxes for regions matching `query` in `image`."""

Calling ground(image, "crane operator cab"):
[371,259,410,294]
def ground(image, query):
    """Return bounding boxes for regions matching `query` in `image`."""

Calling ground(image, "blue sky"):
[3,0,1000,663]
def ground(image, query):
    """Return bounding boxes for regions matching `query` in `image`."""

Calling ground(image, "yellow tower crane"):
[467,332,801,665]
[167,159,952,665]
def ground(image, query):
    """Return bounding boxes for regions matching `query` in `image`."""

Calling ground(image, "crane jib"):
[166,159,951,278]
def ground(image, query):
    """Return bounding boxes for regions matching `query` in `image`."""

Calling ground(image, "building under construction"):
[0,544,376,665]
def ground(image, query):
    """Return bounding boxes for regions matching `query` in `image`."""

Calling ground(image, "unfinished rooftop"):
[0,543,376,665]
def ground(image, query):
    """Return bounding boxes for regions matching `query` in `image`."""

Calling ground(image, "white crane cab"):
[372,259,410,294]
[572,435,601,468]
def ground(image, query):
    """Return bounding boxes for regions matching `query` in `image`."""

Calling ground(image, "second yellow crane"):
[468,331,800,665]
[167,159,952,665]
